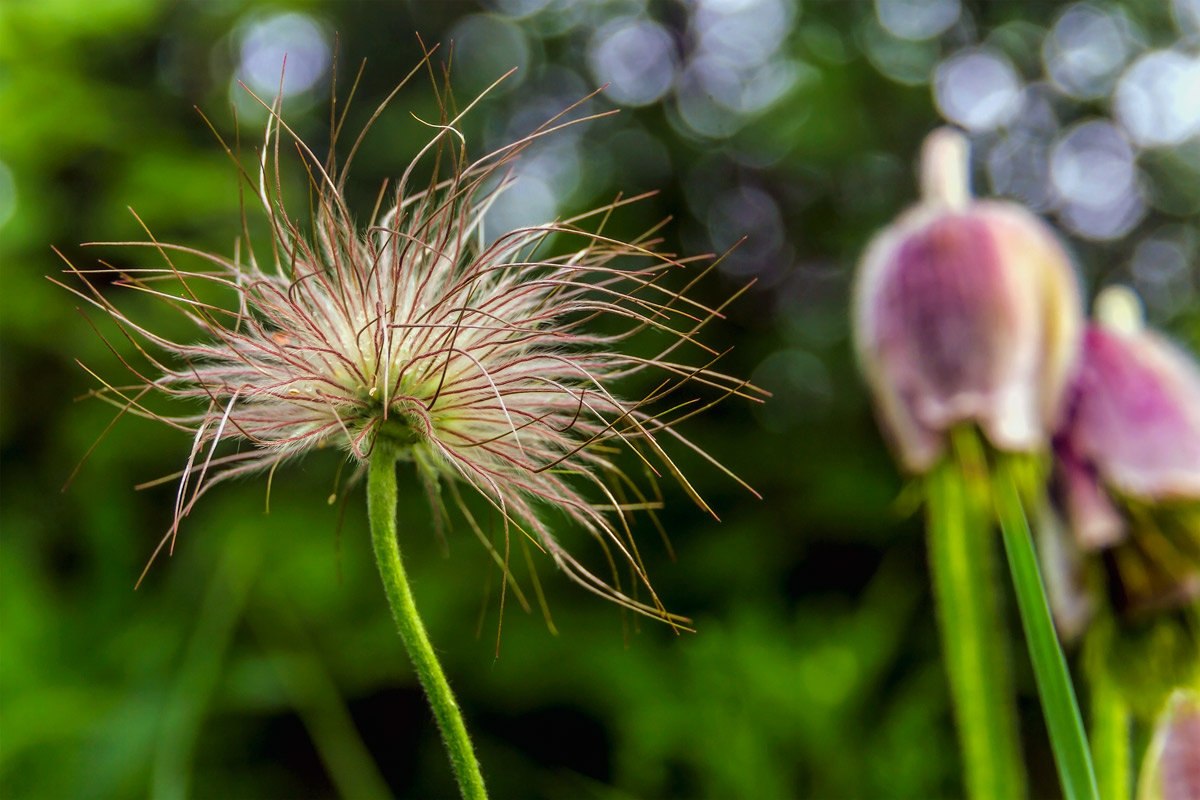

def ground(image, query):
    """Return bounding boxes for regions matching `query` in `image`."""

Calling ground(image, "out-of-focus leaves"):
[3,0,1198,798]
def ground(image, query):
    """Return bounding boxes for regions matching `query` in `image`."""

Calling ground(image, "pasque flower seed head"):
[56,67,760,618]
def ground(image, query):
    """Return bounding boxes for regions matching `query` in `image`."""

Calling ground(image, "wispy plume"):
[54,54,762,621]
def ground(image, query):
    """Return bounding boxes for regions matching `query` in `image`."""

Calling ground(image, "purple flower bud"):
[1050,288,1200,620]
[1059,308,1200,516]
[1139,689,1200,800]
[854,128,1083,473]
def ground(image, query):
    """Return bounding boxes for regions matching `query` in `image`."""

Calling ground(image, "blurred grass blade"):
[993,458,1099,800]
[152,540,259,800]
[926,454,1025,800]
[249,605,393,800]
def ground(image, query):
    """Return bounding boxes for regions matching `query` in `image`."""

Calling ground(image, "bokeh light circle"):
[587,18,678,107]
[1114,49,1200,147]
[238,12,330,98]
[874,0,961,41]
[1042,3,1129,99]
[934,48,1022,131]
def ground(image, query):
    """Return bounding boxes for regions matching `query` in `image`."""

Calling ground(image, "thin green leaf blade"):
[994,458,1099,800]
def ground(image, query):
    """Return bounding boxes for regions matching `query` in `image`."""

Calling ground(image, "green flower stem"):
[926,455,1025,800]
[993,457,1099,800]
[368,442,488,800]
[1087,641,1131,800]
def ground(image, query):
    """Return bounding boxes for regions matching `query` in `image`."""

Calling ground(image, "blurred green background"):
[3,0,1200,798]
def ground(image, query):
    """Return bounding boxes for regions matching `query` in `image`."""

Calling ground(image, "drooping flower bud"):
[1040,288,1200,715]
[1058,287,1200,531]
[854,127,1083,473]
[1049,287,1200,623]
[1138,689,1200,800]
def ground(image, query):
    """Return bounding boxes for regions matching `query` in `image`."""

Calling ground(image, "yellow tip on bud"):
[1095,284,1145,336]
[920,127,971,210]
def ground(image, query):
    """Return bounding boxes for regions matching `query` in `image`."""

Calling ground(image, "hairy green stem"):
[926,454,1026,800]
[993,457,1098,800]
[368,443,488,800]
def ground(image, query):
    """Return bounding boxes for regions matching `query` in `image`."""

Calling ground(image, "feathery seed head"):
[57,63,761,620]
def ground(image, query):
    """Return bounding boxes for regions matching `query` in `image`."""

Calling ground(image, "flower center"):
[372,410,423,452]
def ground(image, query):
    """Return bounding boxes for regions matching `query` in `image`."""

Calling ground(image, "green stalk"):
[993,457,1098,800]
[926,454,1025,800]
[368,442,489,800]
[1087,634,1131,800]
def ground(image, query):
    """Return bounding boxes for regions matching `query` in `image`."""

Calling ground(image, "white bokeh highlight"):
[1043,3,1130,100]
[587,18,677,106]
[1115,50,1200,147]
[934,48,1022,131]
[1052,120,1146,238]
[238,12,330,98]
[874,0,961,41]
